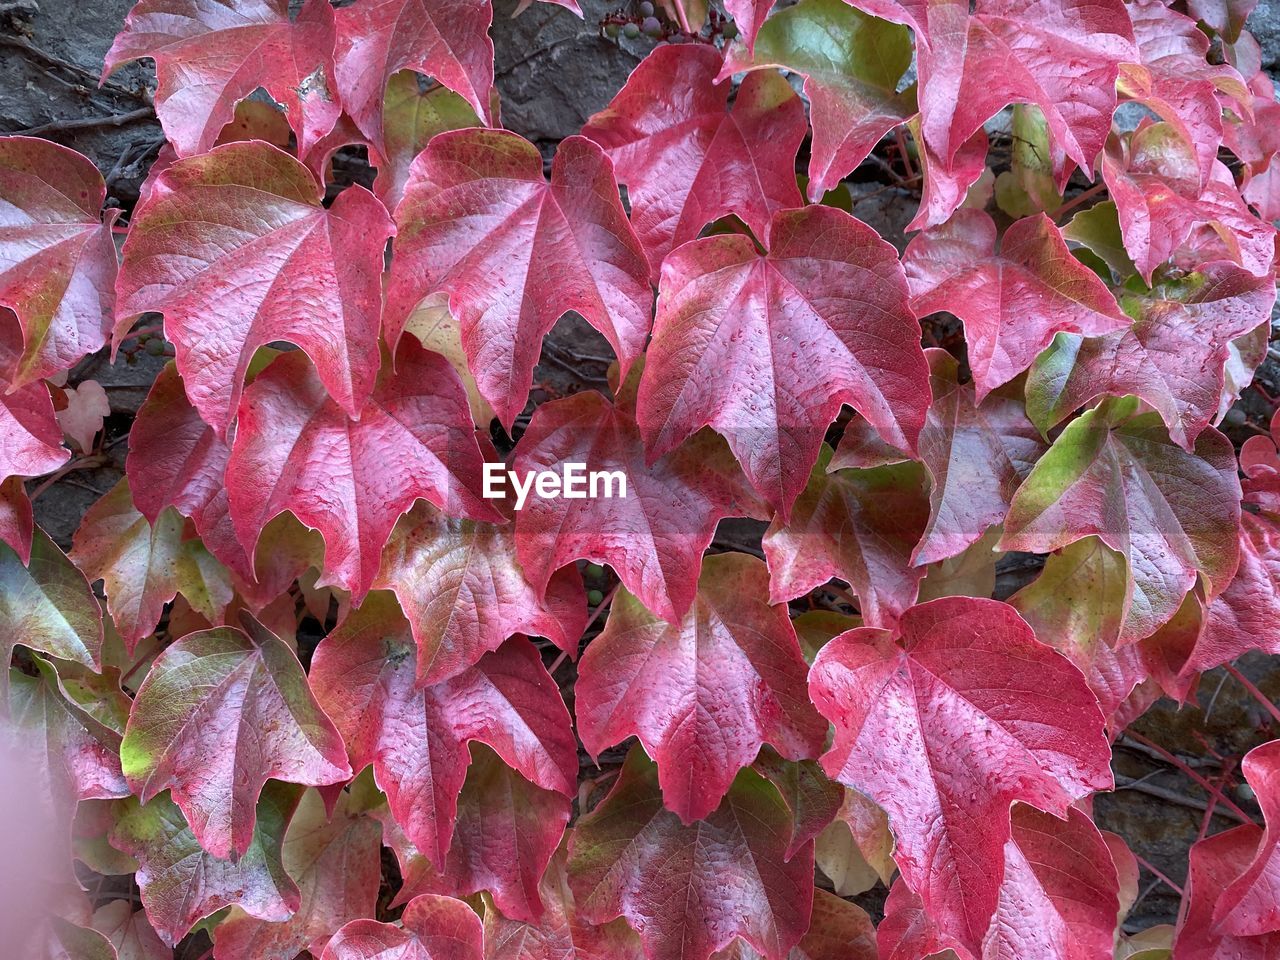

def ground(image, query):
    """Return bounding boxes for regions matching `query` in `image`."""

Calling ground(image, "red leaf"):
[1174,824,1280,960]
[761,446,930,628]
[1213,739,1280,937]
[384,130,651,429]
[907,120,989,232]
[713,889,877,960]
[115,141,393,436]
[109,786,302,947]
[1001,402,1242,643]
[321,894,483,960]
[1102,123,1276,282]
[903,210,1128,400]
[0,312,68,483]
[753,749,845,862]
[310,593,577,867]
[568,746,816,960]
[0,475,34,565]
[1025,261,1276,451]
[808,596,1112,957]
[575,552,825,823]
[638,204,929,516]
[121,619,351,859]
[334,0,496,150]
[0,138,118,386]
[1189,512,1280,672]
[376,502,586,686]
[720,0,915,201]
[104,0,342,157]
[580,44,805,273]
[911,350,1047,566]
[127,362,251,581]
[215,787,383,960]
[226,342,498,601]
[512,390,764,624]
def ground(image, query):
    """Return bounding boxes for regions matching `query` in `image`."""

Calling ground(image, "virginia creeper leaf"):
[115,140,394,436]
[753,748,844,862]
[1000,403,1241,643]
[912,350,1047,565]
[109,786,302,947]
[1025,262,1277,450]
[569,746,815,960]
[814,788,895,896]
[1189,511,1280,672]
[580,44,805,273]
[638,204,929,516]
[104,0,342,157]
[215,787,383,960]
[56,379,109,454]
[761,445,930,628]
[720,0,913,201]
[1187,0,1257,43]
[1174,823,1280,960]
[1213,739,1280,936]
[226,342,498,601]
[92,900,168,960]
[903,209,1129,399]
[309,593,577,867]
[0,475,33,565]
[713,889,878,960]
[808,596,1112,957]
[321,894,483,960]
[384,130,651,430]
[0,137,118,385]
[121,620,351,859]
[42,918,118,960]
[375,500,585,687]
[334,0,496,147]
[575,552,826,823]
[512,390,765,624]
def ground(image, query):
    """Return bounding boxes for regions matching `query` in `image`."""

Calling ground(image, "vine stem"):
[549,582,619,676]
[1124,729,1255,823]
[1050,181,1107,219]
[117,322,165,344]
[28,455,107,501]
[120,636,166,689]
[1132,853,1184,896]
[1221,663,1280,725]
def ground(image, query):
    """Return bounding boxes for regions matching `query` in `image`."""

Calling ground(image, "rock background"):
[3,0,1280,941]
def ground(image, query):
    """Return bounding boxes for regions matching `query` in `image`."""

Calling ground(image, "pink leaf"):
[1174,823,1280,960]
[1189,511,1280,672]
[0,312,69,481]
[1213,739,1280,937]
[808,596,1112,957]
[115,141,393,437]
[321,894,483,960]
[385,131,651,430]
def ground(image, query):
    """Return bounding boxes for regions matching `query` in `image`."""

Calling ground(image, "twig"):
[549,583,619,677]
[1133,853,1183,897]
[0,35,149,103]
[1124,729,1255,822]
[120,636,165,689]
[1050,181,1107,219]
[1222,663,1280,725]
[28,455,106,501]
[894,129,917,181]
[15,106,154,137]
[1113,774,1250,824]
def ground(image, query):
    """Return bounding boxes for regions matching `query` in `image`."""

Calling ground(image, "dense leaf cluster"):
[1,0,1279,958]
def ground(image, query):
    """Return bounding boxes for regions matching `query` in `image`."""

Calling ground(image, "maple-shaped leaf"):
[1026,262,1276,451]
[126,362,251,581]
[720,0,913,201]
[8,658,129,818]
[400,293,494,428]
[374,73,481,212]
[384,130,651,430]
[808,596,1111,957]
[115,140,394,436]
[815,787,896,896]
[121,619,351,859]
[0,528,103,705]
[0,138,118,386]
[375,501,586,686]
[1174,823,1280,960]
[92,900,168,960]
[580,44,805,273]
[1189,511,1280,672]
[104,0,342,158]
[334,0,495,151]
[903,210,1128,399]
[109,786,302,947]
[322,894,483,960]
[1001,400,1241,643]
[859,0,1134,176]
[762,445,929,628]
[638,204,929,515]
[512,390,764,624]
[226,342,498,601]
[216,786,383,960]
[0,316,66,493]
[56,379,109,455]
[713,889,878,960]
[310,593,577,866]
[483,847,644,960]
[71,478,231,651]
[569,746,815,960]
[1118,1,1249,190]
[753,749,844,862]
[907,119,990,233]
[1213,739,1280,937]
[576,552,824,823]
[911,350,1047,566]
[1102,123,1276,282]
[1187,0,1256,43]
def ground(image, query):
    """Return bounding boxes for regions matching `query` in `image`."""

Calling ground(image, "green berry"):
[588,589,605,606]
[722,20,738,39]
[623,21,640,38]
[639,1,654,15]
[605,21,620,37]
[585,562,606,579]
[145,337,166,356]
[642,15,662,36]
[1225,407,1248,427]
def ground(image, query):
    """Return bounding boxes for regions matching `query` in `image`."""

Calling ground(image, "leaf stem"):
[1221,663,1280,725]
[1050,181,1107,219]
[1124,729,1255,823]
[1133,853,1183,896]
[28,454,107,501]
